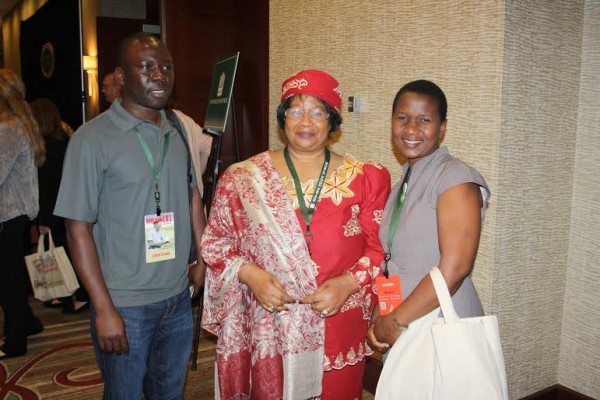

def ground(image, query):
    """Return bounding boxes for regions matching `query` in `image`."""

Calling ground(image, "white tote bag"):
[375,267,508,400]
[25,231,80,302]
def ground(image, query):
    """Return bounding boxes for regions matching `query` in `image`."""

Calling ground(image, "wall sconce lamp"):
[82,55,98,97]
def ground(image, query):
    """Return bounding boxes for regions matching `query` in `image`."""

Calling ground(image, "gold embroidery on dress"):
[282,154,364,208]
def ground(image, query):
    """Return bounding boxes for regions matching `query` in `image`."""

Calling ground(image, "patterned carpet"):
[0,300,216,399]
[1,299,375,399]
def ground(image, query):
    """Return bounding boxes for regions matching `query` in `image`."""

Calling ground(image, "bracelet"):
[392,316,408,333]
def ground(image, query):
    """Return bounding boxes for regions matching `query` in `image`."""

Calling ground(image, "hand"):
[38,225,50,235]
[188,260,206,298]
[301,273,358,318]
[239,264,294,313]
[373,314,402,348]
[366,306,390,352]
[94,308,129,354]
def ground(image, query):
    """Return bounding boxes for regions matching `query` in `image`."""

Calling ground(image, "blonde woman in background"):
[0,68,45,359]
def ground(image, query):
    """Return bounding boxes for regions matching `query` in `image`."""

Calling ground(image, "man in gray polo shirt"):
[54,32,206,399]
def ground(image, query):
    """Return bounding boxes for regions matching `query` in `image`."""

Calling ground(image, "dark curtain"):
[20,0,83,130]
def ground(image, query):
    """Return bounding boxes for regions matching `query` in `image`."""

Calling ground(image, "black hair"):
[117,32,163,68]
[276,95,342,134]
[392,80,447,121]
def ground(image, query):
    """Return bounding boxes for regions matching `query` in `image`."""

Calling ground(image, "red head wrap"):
[280,69,342,113]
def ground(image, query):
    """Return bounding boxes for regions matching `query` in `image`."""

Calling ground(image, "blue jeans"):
[90,288,193,400]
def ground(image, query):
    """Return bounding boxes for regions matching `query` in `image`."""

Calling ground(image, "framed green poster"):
[203,52,240,135]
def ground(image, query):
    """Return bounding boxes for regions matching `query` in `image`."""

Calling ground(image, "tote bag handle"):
[429,266,460,323]
[36,231,56,255]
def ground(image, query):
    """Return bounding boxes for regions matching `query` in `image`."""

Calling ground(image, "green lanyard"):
[284,146,330,253]
[134,128,170,216]
[384,167,411,277]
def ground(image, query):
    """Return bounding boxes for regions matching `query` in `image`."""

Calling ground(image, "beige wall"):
[498,0,585,396]
[559,0,600,397]
[271,1,598,399]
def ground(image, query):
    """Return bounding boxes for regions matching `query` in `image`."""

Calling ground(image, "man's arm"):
[188,186,207,297]
[66,219,129,354]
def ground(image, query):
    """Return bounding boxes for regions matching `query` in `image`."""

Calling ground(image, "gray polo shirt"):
[54,100,196,307]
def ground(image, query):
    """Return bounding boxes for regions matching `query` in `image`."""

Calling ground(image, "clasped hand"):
[367,308,401,352]
[240,265,357,317]
[300,273,358,318]
[239,264,294,313]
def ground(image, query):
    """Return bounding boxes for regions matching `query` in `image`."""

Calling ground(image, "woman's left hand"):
[367,306,390,352]
[301,273,358,318]
[373,314,402,347]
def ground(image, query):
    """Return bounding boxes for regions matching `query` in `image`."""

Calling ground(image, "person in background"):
[30,98,89,314]
[101,71,122,106]
[54,32,206,398]
[172,109,212,194]
[201,69,391,399]
[0,68,44,360]
[367,80,490,358]
[166,93,213,195]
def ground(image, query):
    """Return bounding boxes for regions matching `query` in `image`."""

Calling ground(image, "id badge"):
[375,275,403,315]
[144,212,176,263]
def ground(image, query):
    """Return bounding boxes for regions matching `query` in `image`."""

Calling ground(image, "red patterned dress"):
[201,151,390,400]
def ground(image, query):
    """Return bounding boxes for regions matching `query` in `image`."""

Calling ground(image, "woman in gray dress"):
[367,80,490,351]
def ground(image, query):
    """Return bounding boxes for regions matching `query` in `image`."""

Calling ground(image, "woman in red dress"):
[201,69,390,399]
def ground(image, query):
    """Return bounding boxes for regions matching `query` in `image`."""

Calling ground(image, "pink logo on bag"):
[40,255,59,271]
[33,256,63,288]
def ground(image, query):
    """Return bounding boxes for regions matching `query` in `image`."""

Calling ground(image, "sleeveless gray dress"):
[379,146,490,317]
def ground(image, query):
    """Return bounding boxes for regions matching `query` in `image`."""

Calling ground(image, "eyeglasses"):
[285,107,329,122]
